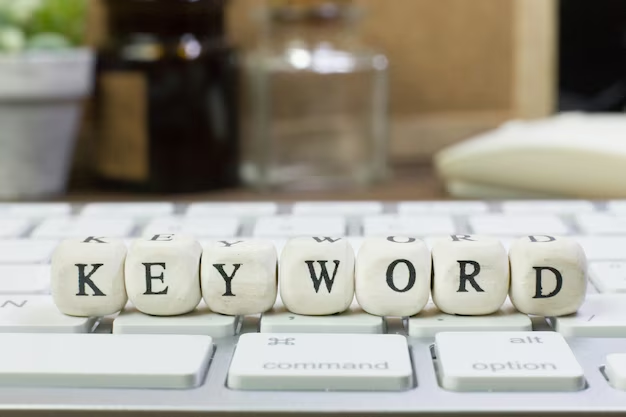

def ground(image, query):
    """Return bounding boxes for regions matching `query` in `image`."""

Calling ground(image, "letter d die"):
[51,237,128,317]
[509,236,587,316]
[280,237,354,316]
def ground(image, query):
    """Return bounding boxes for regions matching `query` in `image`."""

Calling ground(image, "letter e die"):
[125,234,202,316]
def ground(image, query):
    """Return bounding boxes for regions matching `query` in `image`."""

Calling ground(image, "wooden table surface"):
[63,164,451,203]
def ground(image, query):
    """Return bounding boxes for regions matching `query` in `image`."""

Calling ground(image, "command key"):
[227,333,413,391]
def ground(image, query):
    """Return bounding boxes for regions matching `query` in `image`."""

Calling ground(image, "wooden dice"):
[126,234,203,316]
[509,236,587,316]
[51,236,128,317]
[356,237,431,317]
[280,237,355,315]
[201,240,277,315]
[431,235,509,315]
[51,233,588,319]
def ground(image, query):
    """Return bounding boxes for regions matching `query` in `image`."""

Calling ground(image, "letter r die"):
[431,235,509,315]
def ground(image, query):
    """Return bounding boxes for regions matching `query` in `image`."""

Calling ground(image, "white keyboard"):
[2,200,626,416]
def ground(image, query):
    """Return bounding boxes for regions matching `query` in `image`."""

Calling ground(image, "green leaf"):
[26,0,87,46]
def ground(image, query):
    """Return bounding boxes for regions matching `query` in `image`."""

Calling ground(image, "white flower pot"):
[0,48,94,200]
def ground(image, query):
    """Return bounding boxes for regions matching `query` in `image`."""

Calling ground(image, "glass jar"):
[242,0,389,191]
[95,0,240,193]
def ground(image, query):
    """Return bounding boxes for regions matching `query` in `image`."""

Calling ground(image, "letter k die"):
[51,237,128,317]
[279,237,355,316]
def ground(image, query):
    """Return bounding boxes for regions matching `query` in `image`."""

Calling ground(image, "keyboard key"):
[551,294,626,337]
[256,237,366,256]
[293,202,383,215]
[408,302,531,337]
[587,282,599,294]
[187,202,278,217]
[253,216,346,237]
[261,303,383,334]
[263,238,364,257]
[0,295,95,333]
[113,303,237,337]
[589,262,626,293]
[228,333,413,391]
[0,203,71,218]
[0,333,213,389]
[80,203,174,218]
[31,217,135,239]
[572,237,626,261]
[363,215,456,236]
[398,201,489,215]
[143,216,240,238]
[435,332,585,392]
[468,215,569,236]
[0,240,57,264]
[605,200,626,213]
[0,265,50,294]
[502,201,595,214]
[0,219,31,238]
[604,354,626,390]
[576,214,626,235]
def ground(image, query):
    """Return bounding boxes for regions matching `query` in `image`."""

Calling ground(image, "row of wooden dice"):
[50,234,587,318]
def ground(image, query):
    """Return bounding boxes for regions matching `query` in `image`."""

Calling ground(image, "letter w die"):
[51,237,128,317]
[280,237,355,316]
[201,240,277,315]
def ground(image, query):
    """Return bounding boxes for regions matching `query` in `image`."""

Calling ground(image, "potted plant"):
[0,0,92,200]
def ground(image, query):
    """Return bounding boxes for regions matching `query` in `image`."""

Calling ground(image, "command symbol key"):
[228,333,413,391]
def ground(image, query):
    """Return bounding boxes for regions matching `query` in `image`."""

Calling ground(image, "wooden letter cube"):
[201,239,277,315]
[279,237,354,315]
[125,234,202,316]
[431,235,509,315]
[509,235,587,316]
[355,236,431,317]
[51,236,127,317]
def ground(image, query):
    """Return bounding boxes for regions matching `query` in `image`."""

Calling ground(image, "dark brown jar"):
[95,0,240,193]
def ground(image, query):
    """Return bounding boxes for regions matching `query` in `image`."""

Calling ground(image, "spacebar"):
[0,334,213,389]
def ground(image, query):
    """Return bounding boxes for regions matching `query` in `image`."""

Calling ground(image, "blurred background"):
[0,0,625,202]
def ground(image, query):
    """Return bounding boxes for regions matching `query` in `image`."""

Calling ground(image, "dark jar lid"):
[104,0,228,37]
